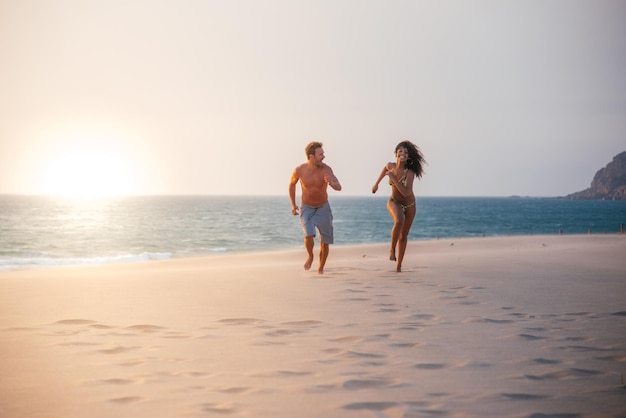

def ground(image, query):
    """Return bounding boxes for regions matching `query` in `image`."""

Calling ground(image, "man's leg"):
[304,235,315,270]
[318,242,329,275]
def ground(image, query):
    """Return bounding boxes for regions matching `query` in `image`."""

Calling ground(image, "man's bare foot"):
[304,256,313,270]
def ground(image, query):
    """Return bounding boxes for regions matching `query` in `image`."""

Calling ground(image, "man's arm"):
[288,168,300,215]
[324,166,342,191]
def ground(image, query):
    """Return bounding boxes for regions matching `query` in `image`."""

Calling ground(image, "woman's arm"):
[372,163,393,193]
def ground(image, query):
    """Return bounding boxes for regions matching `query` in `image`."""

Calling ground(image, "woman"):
[372,141,426,272]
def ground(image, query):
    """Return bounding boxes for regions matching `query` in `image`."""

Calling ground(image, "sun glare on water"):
[40,146,138,198]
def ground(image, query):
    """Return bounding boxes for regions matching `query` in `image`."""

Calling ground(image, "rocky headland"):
[565,151,626,200]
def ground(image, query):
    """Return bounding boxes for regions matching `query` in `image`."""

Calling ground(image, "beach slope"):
[1,235,625,417]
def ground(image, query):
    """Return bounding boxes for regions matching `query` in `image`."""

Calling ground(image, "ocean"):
[1,195,625,271]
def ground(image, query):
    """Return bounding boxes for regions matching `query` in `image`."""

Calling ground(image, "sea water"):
[1,195,625,271]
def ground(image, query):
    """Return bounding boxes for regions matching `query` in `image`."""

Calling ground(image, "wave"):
[0,252,172,272]
[1,196,624,273]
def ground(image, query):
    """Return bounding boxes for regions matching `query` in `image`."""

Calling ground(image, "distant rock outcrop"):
[566,151,626,200]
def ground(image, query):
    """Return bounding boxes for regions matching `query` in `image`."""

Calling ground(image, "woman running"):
[372,140,426,272]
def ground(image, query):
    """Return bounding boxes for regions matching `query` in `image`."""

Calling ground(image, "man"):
[289,142,342,274]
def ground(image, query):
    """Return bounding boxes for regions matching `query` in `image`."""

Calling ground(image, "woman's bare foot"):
[389,250,396,261]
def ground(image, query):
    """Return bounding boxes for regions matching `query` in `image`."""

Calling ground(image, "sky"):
[1,0,625,197]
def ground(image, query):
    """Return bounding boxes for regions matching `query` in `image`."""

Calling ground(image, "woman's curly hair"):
[395,140,426,179]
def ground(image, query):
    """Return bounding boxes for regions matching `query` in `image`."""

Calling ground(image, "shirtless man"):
[289,142,342,274]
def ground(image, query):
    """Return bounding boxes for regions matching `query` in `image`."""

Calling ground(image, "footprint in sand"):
[596,355,626,363]
[99,378,136,385]
[210,386,252,394]
[342,378,396,390]
[378,308,401,313]
[108,396,145,404]
[414,363,447,370]
[97,346,140,355]
[265,329,299,337]
[263,320,323,337]
[218,318,266,326]
[463,317,514,324]
[125,324,166,333]
[281,320,323,327]
[342,350,386,359]
[532,358,562,365]
[56,341,101,347]
[199,402,241,414]
[251,370,312,378]
[342,401,398,411]
[518,333,547,341]
[524,368,606,382]
[54,319,97,325]
[499,393,549,400]
[342,400,445,415]
[389,342,421,348]
[328,336,363,343]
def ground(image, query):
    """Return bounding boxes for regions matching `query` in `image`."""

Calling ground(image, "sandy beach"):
[1,235,625,418]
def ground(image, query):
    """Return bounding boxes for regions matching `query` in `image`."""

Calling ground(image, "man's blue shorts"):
[300,202,334,244]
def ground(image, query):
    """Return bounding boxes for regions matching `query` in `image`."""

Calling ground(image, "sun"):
[39,146,138,197]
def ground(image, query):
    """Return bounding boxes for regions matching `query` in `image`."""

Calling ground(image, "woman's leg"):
[396,204,416,272]
[387,199,405,261]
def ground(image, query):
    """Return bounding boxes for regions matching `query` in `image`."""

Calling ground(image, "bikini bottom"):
[389,198,415,213]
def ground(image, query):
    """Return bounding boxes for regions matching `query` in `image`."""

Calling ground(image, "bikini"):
[389,168,415,212]
[389,168,408,187]
[390,198,415,213]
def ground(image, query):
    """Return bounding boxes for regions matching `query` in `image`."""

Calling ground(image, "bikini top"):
[389,168,408,187]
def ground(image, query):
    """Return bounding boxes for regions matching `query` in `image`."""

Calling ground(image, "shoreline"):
[1,234,625,417]
[2,232,625,273]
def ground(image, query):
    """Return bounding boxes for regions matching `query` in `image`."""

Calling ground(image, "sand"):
[1,235,625,418]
